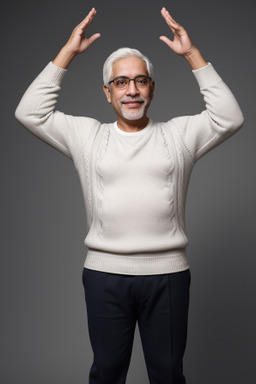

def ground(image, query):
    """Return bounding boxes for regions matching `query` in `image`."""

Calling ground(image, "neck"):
[117,116,149,133]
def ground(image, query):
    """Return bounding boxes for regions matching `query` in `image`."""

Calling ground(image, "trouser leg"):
[137,270,191,384]
[82,268,137,384]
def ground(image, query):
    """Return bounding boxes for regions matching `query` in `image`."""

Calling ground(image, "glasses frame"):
[108,75,152,89]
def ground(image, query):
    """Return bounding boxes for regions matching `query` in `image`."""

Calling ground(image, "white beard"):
[120,97,148,121]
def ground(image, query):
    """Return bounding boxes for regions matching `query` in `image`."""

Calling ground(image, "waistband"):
[84,248,189,275]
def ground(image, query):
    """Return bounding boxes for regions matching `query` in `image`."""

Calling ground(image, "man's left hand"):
[160,7,208,70]
[159,7,196,57]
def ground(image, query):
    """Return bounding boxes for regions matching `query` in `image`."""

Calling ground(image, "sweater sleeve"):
[15,62,100,159]
[170,63,244,163]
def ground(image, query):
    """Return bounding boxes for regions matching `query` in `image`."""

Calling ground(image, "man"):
[15,7,244,384]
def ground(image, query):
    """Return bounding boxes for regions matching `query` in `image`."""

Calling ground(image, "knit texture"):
[15,62,244,275]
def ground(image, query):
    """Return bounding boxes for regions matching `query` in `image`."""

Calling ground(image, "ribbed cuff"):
[192,62,222,89]
[38,62,67,85]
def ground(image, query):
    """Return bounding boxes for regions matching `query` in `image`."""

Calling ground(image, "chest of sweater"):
[99,128,173,181]
[94,126,177,239]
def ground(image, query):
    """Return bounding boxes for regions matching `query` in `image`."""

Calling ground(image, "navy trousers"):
[82,267,191,384]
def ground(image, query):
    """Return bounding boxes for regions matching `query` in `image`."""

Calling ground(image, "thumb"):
[159,36,174,50]
[87,33,101,45]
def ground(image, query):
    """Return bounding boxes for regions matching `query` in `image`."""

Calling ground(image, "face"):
[103,56,155,124]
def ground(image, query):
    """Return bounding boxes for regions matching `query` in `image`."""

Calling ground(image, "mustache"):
[121,96,146,103]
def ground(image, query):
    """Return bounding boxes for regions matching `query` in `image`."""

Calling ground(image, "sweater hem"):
[84,248,189,275]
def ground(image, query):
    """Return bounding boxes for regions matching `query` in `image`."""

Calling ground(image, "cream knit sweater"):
[15,62,244,275]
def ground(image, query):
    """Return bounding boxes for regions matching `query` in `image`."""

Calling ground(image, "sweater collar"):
[113,119,153,136]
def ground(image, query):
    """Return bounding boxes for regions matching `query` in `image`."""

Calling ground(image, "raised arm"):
[159,7,244,162]
[15,8,101,158]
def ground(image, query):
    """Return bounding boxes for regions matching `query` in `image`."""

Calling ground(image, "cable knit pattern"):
[160,125,175,232]
[15,61,244,275]
[96,126,110,238]
[173,129,187,239]
[83,136,93,225]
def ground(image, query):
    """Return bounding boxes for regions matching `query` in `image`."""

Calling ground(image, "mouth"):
[122,100,144,108]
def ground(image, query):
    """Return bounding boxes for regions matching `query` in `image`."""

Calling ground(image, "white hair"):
[103,47,154,85]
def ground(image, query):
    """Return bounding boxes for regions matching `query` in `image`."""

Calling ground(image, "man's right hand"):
[53,8,101,69]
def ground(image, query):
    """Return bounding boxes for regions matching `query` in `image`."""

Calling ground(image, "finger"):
[159,35,174,50]
[87,33,101,45]
[161,14,176,36]
[161,7,181,33]
[162,12,186,40]
[161,7,177,24]
[75,13,96,37]
[78,8,97,31]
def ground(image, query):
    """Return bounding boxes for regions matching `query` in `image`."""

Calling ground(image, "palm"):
[69,31,91,54]
[171,31,193,55]
[160,7,195,56]
[66,8,101,55]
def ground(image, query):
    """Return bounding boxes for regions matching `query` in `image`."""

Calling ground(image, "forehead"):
[111,56,148,78]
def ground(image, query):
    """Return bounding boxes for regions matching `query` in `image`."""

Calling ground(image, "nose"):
[126,79,139,96]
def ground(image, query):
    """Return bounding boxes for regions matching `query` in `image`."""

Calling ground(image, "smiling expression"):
[103,56,155,125]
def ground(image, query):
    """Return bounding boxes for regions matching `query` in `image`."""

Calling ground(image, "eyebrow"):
[114,74,149,78]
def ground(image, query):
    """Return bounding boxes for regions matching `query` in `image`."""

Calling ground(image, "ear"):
[103,84,112,104]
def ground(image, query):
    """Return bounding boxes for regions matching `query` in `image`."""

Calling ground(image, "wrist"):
[52,45,77,69]
[184,47,208,70]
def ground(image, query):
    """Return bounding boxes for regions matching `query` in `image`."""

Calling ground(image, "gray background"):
[1,0,255,383]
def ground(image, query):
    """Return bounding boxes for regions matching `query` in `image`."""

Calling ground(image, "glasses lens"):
[135,77,150,87]
[114,78,129,89]
[112,76,151,89]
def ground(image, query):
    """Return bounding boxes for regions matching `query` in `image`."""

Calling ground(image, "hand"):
[159,7,196,58]
[65,8,101,55]
[53,8,101,69]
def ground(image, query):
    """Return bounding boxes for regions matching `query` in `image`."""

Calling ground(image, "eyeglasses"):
[108,75,152,89]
